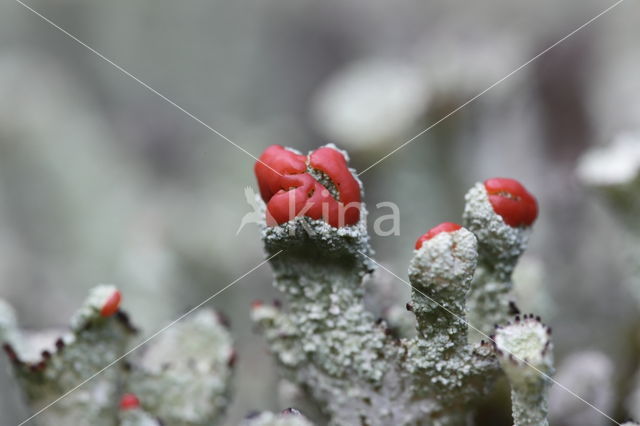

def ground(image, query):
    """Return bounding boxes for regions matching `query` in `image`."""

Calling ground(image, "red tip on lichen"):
[484,178,538,227]
[251,300,263,309]
[119,393,140,411]
[415,222,462,250]
[100,290,121,317]
[254,145,361,227]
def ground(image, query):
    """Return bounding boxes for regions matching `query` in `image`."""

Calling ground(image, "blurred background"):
[1,0,639,424]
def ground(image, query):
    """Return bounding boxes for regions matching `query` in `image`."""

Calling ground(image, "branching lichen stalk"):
[251,145,551,425]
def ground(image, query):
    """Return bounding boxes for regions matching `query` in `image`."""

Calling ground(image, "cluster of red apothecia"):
[255,145,361,228]
[415,178,538,249]
[254,145,538,248]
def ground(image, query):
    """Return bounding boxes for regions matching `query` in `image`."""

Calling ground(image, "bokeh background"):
[1,0,640,424]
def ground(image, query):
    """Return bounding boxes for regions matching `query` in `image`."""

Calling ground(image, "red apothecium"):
[484,178,538,227]
[100,290,121,317]
[119,393,140,410]
[254,145,361,227]
[415,222,462,250]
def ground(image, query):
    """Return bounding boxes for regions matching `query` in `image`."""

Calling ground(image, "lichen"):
[126,309,234,426]
[2,286,233,426]
[493,316,554,426]
[463,183,532,341]
[252,145,552,425]
[240,409,315,426]
[3,285,135,426]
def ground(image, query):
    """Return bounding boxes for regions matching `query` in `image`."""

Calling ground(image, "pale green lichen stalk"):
[126,309,234,426]
[406,228,499,423]
[254,216,499,425]
[463,183,533,341]
[2,285,134,426]
[255,217,410,425]
[2,285,234,426]
[493,316,554,426]
[119,406,162,426]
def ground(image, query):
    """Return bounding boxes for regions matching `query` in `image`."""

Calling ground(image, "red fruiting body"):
[119,393,140,410]
[415,222,462,250]
[309,147,361,225]
[484,178,538,227]
[254,145,361,227]
[100,290,121,317]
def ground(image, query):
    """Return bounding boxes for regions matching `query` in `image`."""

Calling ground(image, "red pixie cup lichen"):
[254,145,361,227]
[119,393,140,410]
[484,178,538,227]
[415,222,462,250]
[100,290,121,317]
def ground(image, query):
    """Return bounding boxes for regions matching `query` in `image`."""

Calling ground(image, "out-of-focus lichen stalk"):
[1,286,234,426]
[119,393,161,426]
[493,316,554,426]
[577,133,640,303]
[577,134,640,419]
[239,408,315,426]
[125,309,234,426]
[2,285,134,426]
[548,350,615,426]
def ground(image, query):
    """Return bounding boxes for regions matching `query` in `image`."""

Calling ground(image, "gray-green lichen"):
[577,133,640,303]
[406,229,499,422]
[494,316,554,426]
[126,309,234,426]
[576,132,640,224]
[252,147,555,425]
[577,134,640,420]
[3,285,135,426]
[119,407,162,426]
[549,350,615,425]
[629,355,640,419]
[463,183,532,341]
[0,298,22,351]
[2,286,234,426]
[240,409,315,426]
